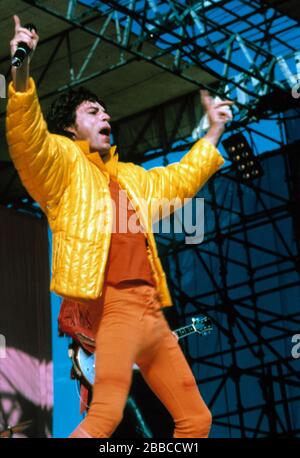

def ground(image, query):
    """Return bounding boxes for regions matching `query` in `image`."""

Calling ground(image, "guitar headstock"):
[192,316,213,336]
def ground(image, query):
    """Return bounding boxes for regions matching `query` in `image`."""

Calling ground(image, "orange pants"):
[71,283,212,438]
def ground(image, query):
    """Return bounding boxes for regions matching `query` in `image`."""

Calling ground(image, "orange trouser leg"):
[77,287,142,437]
[70,284,211,438]
[137,320,212,438]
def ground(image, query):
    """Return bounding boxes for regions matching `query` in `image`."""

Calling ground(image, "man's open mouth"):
[99,127,111,136]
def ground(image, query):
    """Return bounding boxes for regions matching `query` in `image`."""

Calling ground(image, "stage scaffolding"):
[157,140,300,437]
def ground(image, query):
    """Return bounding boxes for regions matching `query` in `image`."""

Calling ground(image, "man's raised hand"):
[200,89,234,131]
[10,15,39,64]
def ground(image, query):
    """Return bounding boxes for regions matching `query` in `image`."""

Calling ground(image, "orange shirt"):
[104,177,154,287]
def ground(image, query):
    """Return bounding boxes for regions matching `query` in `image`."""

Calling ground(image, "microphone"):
[11,23,38,68]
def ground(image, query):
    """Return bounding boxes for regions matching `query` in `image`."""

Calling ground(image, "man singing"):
[6,15,233,438]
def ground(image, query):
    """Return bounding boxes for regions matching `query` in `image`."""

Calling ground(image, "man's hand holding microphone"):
[10,15,39,92]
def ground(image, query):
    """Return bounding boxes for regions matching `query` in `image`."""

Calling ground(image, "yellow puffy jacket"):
[6,78,224,307]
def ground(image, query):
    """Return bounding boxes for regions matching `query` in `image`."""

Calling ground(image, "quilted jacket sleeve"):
[6,77,77,209]
[141,137,225,221]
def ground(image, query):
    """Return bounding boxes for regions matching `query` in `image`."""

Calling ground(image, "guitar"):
[69,316,212,388]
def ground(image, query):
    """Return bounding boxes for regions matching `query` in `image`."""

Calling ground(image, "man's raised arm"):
[138,90,233,221]
[6,15,76,210]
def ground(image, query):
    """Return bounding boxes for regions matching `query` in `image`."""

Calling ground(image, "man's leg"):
[70,286,146,438]
[137,317,212,438]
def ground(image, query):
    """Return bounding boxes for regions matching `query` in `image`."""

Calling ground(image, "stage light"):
[222,133,263,183]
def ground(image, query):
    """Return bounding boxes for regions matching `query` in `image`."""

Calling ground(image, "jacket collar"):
[75,140,119,178]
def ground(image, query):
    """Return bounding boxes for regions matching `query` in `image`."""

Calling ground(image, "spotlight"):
[222,133,263,183]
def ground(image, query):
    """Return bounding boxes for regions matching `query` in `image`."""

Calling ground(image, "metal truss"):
[18,0,300,125]
[156,140,300,437]
[112,88,289,162]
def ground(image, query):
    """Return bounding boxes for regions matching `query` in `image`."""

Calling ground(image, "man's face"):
[66,100,111,160]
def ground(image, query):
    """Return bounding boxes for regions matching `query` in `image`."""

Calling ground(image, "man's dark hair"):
[46,86,107,138]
